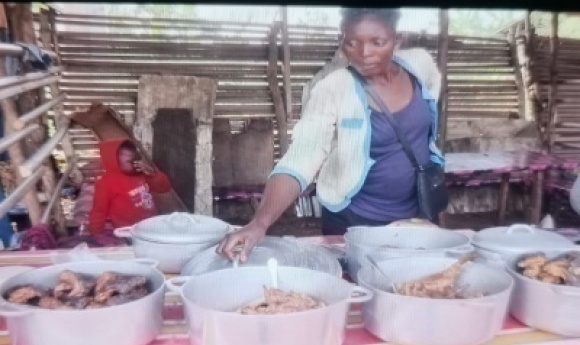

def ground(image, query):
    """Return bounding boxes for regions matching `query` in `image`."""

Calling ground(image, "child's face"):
[118,148,138,174]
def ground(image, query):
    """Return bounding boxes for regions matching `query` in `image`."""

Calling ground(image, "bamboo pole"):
[0,75,60,100]
[41,156,77,224]
[436,9,449,153]
[508,27,526,121]
[0,166,46,220]
[12,93,66,130]
[281,6,293,121]
[40,9,82,187]
[0,123,40,155]
[268,22,289,155]
[19,119,69,178]
[547,12,559,152]
[0,67,63,88]
[0,10,44,226]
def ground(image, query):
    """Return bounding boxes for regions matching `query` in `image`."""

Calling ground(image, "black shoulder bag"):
[347,66,448,221]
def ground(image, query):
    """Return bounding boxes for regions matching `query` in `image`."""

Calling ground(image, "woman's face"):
[341,16,398,77]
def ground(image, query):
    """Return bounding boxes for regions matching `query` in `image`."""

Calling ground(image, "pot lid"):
[472,224,575,253]
[180,236,342,277]
[131,212,232,244]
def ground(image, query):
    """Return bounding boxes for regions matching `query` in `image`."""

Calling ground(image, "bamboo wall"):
[534,36,580,157]
[37,12,522,179]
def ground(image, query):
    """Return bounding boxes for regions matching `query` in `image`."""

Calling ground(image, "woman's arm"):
[217,72,341,262]
[216,174,301,261]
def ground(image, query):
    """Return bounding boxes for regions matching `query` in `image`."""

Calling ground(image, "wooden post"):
[5,4,44,157]
[0,86,43,225]
[40,9,82,187]
[508,27,526,122]
[436,9,449,153]
[547,12,559,152]
[268,22,289,156]
[0,4,7,31]
[281,6,293,121]
[512,22,536,123]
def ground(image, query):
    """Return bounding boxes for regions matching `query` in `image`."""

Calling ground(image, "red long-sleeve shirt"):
[89,139,171,234]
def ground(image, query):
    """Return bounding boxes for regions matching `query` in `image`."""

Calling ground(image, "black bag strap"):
[347,65,422,171]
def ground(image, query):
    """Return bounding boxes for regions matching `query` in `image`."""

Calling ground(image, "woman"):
[217,8,444,262]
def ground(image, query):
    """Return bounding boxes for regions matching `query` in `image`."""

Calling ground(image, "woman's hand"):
[216,222,268,263]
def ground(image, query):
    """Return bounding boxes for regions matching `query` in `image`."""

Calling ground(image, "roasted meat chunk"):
[240,287,325,315]
[54,271,97,298]
[7,285,46,304]
[393,255,480,299]
[94,272,147,303]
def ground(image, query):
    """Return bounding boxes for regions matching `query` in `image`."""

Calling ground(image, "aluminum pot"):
[0,259,166,345]
[472,224,575,268]
[181,236,342,277]
[506,250,580,336]
[114,212,233,273]
[344,225,473,282]
[358,256,513,345]
[166,266,373,345]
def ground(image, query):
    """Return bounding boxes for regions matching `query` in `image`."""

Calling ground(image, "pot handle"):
[128,258,159,268]
[347,286,373,304]
[444,244,475,257]
[506,224,535,235]
[167,212,199,226]
[113,226,133,238]
[165,276,190,294]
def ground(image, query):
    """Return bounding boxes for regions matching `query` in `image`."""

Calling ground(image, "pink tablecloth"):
[0,234,577,345]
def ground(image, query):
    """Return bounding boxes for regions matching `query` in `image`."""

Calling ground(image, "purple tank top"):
[348,81,432,222]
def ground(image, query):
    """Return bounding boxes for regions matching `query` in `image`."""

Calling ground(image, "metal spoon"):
[267,258,278,289]
[365,256,396,292]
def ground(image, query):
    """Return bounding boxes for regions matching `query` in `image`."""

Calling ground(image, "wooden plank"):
[437,9,449,152]
[548,12,560,152]
[281,7,293,121]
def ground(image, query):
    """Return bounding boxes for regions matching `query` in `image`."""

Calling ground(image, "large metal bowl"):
[358,256,513,345]
[166,266,372,345]
[181,236,342,277]
[506,250,580,336]
[344,226,473,282]
[0,260,166,345]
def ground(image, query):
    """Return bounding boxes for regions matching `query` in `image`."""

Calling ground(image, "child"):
[89,139,171,235]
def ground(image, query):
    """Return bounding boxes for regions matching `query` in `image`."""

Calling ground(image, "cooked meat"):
[393,255,479,299]
[55,271,97,298]
[518,254,548,270]
[94,272,147,303]
[105,287,149,306]
[38,296,67,310]
[7,285,46,304]
[517,253,580,286]
[240,287,325,315]
[63,296,93,309]
[7,271,150,310]
[86,301,106,309]
[543,260,569,281]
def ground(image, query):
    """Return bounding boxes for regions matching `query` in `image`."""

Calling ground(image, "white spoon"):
[267,258,278,289]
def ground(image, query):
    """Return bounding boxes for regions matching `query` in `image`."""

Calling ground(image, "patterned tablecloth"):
[0,234,577,345]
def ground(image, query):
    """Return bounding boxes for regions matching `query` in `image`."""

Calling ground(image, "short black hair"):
[340,8,402,33]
